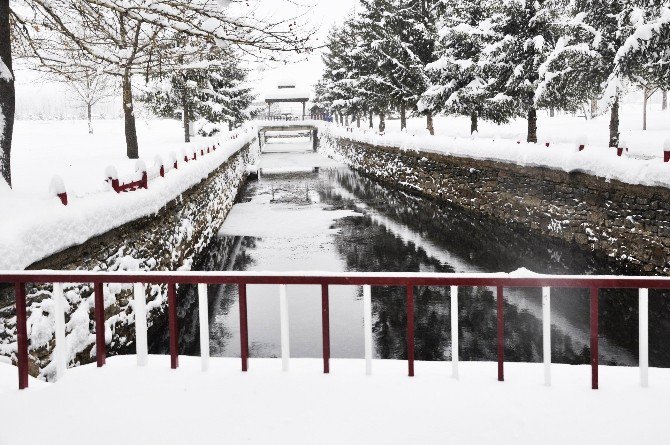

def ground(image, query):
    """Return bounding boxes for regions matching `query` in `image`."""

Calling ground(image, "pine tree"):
[538,1,669,147]
[480,0,562,143]
[145,53,253,141]
[422,0,505,134]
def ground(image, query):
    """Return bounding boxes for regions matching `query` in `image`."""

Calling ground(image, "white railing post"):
[639,288,649,388]
[542,287,551,386]
[134,283,148,367]
[52,283,67,380]
[198,283,210,372]
[450,285,459,379]
[363,285,372,375]
[279,284,290,371]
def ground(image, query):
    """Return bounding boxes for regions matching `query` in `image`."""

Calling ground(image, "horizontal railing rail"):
[3,271,667,391]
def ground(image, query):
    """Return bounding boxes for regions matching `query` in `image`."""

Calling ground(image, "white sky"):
[249,0,358,97]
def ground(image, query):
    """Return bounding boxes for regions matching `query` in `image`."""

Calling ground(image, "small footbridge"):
[256,119,320,152]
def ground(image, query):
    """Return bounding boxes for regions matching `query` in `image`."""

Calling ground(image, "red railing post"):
[239,283,249,371]
[321,284,330,374]
[167,282,179,369]
[590,287,599,389]
[497,286,504,382]
[94,282,106,367]
[15,282,29,389]
[407,286,415,377]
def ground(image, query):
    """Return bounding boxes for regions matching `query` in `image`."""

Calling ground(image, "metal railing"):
[4,271,668,390]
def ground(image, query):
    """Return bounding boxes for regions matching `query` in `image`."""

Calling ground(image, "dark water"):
[151,142,670,368]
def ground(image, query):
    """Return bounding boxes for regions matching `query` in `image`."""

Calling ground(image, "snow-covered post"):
[135,160,148,189]
[576,135,588,152]
[154,155,165,178]
[279,284,290,371]
[639,288,649,388]
[542,287,551,386]
[363,285,372,375]
[450,285,459,379]
[49,175,68,206]
[664,139,670,163]
[105,166,120,193]
[198,283,210,372]
[52,282,67,380]
[617,140,628,157]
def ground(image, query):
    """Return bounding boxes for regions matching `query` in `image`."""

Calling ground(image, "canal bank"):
[318,129,670,276]
[0,136,260,379]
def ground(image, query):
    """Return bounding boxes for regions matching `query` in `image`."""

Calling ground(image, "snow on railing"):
[5,270,667,391]
[47,130,256,206]
[105,143,220,194]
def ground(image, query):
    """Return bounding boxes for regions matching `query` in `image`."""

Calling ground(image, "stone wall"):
[0,139,259,379]
[320,135,670,275]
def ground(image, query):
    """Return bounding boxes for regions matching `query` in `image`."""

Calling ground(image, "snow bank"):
[1,356,668,445]
[0,128,257,270]
[321,122,670,189]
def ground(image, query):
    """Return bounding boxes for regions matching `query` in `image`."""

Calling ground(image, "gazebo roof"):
[264,84,310,103]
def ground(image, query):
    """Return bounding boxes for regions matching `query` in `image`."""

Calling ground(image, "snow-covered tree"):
[422,0,503,134]
[2,0,314,187]
[538,1,670,146]
[478,0,563,143]
[352,0,443,132]
[146,51,254,141]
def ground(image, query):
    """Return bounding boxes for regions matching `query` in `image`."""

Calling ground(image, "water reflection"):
[152,150,670,368]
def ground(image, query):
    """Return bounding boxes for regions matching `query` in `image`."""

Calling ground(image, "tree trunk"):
[663,91,668,111]
[229,121,233,131]
[345,114,349,126]
[356,115,360,128]
[527,107,538,143]
[379,111,386,133]
[400,103,407,130]
[122,73,139,159]
[550,108,555,117]
[590,99,598,119]
[609,98,620,148]
[182,85,190,143]
[643,88,649,131]
[87,103,93,134]
[369,109,373,128]
[470,111,478,134]
[426,112,434,136]
[0,1,15,187]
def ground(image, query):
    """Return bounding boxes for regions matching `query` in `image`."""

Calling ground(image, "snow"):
[0,119,257,270]
[322,105,670,188]
[1,355,669,444]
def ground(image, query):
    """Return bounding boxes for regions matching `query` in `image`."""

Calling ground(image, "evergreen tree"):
[480,0,562,143]
[422,0,505,134]
[146,53,253,141]
[538,1,670,147]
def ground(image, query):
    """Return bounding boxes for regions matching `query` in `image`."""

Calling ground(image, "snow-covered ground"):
[1,355,668,444]
[326,105,670,188]
[0,119,256,270]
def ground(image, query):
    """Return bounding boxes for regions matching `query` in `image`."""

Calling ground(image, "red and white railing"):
[4,271,667,390]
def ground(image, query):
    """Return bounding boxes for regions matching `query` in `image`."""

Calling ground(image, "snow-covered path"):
[1,356,668,444]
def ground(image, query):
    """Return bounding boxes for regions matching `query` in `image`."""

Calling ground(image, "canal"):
[152,134,670,368]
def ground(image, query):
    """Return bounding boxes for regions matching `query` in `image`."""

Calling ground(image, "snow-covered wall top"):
[0,129,259,270]
[321,124,670,190]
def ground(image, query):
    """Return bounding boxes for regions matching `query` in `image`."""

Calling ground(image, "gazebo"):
[264,79,310,120]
